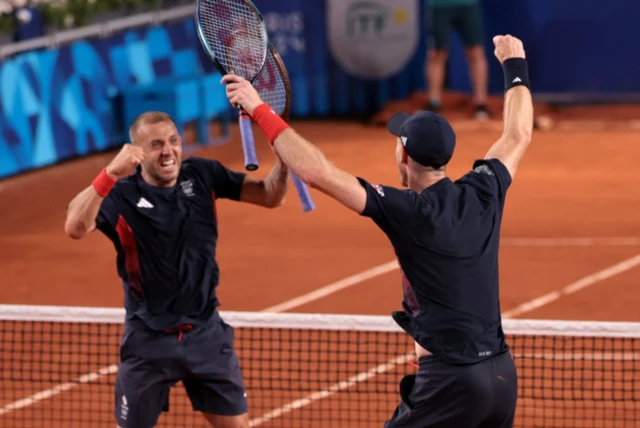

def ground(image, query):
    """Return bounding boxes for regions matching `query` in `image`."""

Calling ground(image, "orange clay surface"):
[1,115,640,427]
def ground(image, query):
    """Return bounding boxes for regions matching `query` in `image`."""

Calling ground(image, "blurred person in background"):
[425,0,490,120]
[7,0,44,42]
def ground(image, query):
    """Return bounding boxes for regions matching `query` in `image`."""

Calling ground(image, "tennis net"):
[0,305,638,428]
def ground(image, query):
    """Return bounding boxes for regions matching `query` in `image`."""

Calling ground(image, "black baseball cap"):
[386,111,456,168]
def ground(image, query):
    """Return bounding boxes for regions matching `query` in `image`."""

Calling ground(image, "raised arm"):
[221,74,367,214]
[484,35,534,180]
[64,183,110,239]
[64,145,143,239]
[268,127,366,213]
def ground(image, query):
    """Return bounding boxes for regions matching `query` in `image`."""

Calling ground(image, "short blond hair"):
[129,111,175,143]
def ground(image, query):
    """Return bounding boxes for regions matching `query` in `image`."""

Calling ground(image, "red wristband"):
[252,103,290,145]
[92,168,117,197]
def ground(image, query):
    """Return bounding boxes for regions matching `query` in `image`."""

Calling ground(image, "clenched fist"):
[105,144,145,180]
[220,74,264,115]
[492,35,526,64]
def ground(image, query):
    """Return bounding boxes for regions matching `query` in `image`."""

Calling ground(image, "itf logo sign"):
[327,0,419,79]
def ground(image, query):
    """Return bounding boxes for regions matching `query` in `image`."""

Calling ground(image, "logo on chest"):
[180,180,195,197]
[136,197,154,209]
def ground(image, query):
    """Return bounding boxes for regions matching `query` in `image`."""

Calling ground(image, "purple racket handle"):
[238,109,259,171]
[290,171,315,212]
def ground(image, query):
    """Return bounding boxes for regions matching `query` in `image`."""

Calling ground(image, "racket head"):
[194,0,269,81]
[254,44,292,120]
[253,45,315,212]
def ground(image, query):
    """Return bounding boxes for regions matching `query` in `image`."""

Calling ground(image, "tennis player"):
[223,34,532,427]
[64,112,289,428]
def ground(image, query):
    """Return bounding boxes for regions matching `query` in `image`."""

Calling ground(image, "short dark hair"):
[409,156,447,173]
[129,111,175,143]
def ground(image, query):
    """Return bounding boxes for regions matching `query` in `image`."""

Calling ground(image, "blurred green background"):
[0,0,191,36]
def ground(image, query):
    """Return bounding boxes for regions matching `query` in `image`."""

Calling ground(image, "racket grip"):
[290,171,316,212]
[239,109,259,171]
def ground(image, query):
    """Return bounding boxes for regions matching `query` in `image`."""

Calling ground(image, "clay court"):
[1,105,640,426]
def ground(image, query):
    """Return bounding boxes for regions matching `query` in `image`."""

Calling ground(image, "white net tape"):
[1,304,639,338]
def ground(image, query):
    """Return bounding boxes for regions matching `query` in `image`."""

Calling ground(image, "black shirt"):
[357,158,512,364]
[96,157,246,331]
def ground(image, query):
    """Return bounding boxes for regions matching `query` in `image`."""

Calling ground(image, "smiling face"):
[130,112,183,187]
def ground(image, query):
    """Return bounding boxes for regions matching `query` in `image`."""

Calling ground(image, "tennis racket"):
[254,44,316,212]
[194,0,268,172]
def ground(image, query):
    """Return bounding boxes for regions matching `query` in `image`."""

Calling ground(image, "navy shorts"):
[427,4,485,50]
[384,351,518,428]
[114,314,247,428]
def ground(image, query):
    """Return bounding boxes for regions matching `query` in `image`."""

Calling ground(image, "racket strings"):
[255,51,289,118]
[227,32,259,74]
[198,0,267,79]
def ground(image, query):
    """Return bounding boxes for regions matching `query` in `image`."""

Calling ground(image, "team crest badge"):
[180,180,194,196]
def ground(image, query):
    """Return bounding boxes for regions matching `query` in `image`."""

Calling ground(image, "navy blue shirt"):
[358,158,512,365]
[96,157,246,331]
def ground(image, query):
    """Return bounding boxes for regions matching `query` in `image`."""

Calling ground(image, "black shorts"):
[114,314,247,428]
[427,4,485,50]
[384,351,518,428]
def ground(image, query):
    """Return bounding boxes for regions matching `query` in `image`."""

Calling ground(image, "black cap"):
[386,111,456,168]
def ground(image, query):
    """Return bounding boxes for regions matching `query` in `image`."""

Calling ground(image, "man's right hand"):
[105,144,145,180]
[221,74,264,115]
[492,35,526,64]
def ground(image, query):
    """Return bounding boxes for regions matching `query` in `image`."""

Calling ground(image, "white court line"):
[513,352,639,361]
[0,365,118,416]
[502,253,640,318]
[249,351,635,426]
[261,261,399,313]
[0,261,396,416]
[247,252,640,426]
[261,239,640,314]
[3,251,640,419]
[249,353,415,427]
[249,349,640,427]
[501,237,640,247]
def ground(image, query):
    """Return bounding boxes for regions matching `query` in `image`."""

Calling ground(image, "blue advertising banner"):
[0,20,208,179]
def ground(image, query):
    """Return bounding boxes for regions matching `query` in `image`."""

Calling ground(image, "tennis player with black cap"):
[387,109,456,169]
[223,34,533,427]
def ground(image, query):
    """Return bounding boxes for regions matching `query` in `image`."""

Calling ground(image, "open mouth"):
[160,159,177,173]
